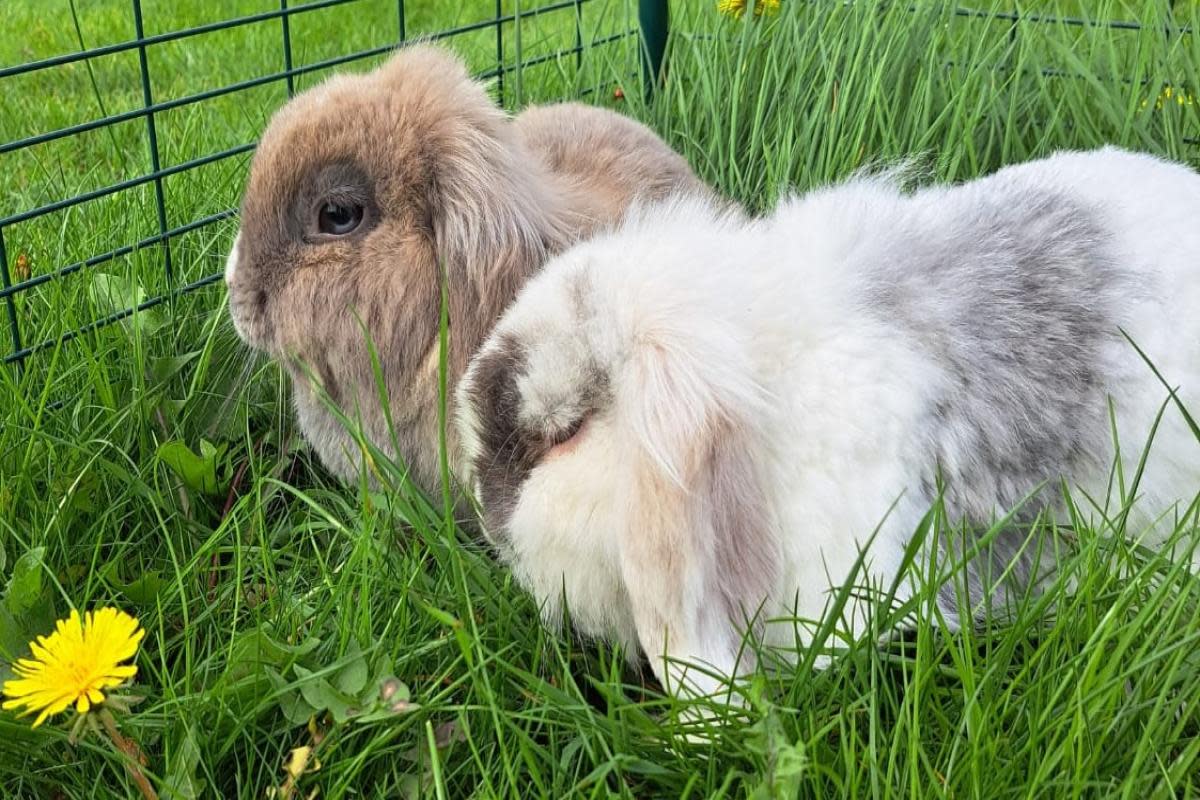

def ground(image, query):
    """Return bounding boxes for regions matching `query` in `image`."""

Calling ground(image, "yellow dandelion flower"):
[718,0,781,18]
[2,607,144,727]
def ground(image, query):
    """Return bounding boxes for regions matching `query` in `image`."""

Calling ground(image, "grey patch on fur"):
[466,296,612,542]
[566,264,596,323]
[463,335,534,537]
[704,433,779,655]
[860,180,1133,617]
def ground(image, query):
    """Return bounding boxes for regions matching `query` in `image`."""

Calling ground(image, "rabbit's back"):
[765,149,1198,525]
[861,170,1133,521]
[898,151,1196,532]
[759,149,1200,620]
[515,103,706,225]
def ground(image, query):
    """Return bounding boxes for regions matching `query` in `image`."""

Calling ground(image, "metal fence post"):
[573,0,583,71]
[131,0,174,287]
[0,228,23,374]
[638,0,668,98]
[495,0,505,105]
[280,0,296,97]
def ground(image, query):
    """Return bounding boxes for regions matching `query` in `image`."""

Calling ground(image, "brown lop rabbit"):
[226,44,709,494]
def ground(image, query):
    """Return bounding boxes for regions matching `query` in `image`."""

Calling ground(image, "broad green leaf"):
[50,469,99,514]
[267,668,319,726]
[199,438,223,463]
[334,641,369,696]
[0,605,29,667]
[226,629,321,680]
[157,440,221,496]
[0,591,58,666]
[102,564,167,606]
[374,674,410,705]
[4,547,45,616]
[88,272,166,335]
[163,724,206,800]
[158,398,187,419]
[293,664,356,721]
[352,675,417,723]
[150,351,200,386]
[279,691,316,726]
[397,774,420,800]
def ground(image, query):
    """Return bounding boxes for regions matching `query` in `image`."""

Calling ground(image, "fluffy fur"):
[226,44,708,493]
[456,146,1200,696]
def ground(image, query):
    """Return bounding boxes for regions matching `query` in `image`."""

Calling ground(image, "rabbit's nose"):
[224,232,243,286]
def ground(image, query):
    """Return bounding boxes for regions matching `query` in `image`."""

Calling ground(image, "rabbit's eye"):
[318,202,363,235]
[546,416,585,450]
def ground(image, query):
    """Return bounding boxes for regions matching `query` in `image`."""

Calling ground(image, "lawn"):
[1,0,1199,797]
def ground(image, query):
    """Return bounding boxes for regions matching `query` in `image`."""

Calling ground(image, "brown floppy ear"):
[372,45,583,378]
[421,106,577,379]
[614,327,779,697]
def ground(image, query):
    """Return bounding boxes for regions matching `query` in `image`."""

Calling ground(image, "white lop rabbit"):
[455,146,1200,696]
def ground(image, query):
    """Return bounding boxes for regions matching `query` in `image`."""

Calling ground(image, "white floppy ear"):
[613,318,778,698]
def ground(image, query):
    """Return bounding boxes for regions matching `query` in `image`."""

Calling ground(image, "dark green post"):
[0,227,24,374]
[638,0,668,98]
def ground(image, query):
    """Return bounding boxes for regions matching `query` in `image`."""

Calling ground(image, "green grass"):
[2,0,1200,797]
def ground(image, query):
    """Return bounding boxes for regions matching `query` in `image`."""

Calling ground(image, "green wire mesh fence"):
[2,1,1193,374]
[0,0,662,371]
